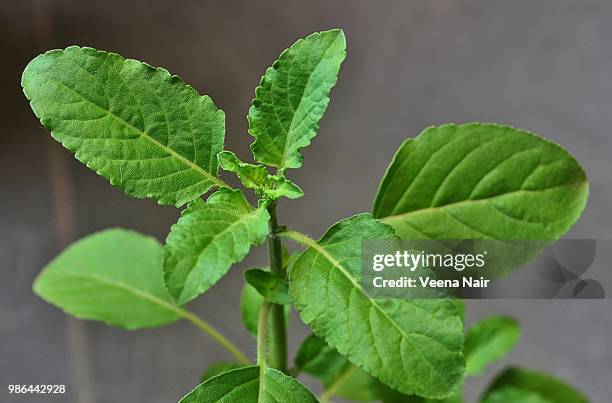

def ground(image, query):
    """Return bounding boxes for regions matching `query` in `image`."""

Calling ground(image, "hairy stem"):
[257,300,271,367]
[277,229,316,249]
[177,307,250,365]
[266,201,288,372]
[257,300,271,401]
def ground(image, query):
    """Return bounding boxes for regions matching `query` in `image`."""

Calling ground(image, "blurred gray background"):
[1,0,611,402]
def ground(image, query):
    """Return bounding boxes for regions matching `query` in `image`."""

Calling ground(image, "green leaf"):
[295,334,464,403]
[451,298,465,324]
[163,188,269,304]
[182,366,259,403]
[378,384,463,403]
[288,214,464,399]
[240,279,291,337]
[245,269,292,305]
[33,229,180,329]
[218,151,304,200]
[218,151,270,189]
[374,123,588,240]
[180,366,317,403]
[258,368,318,403]
[240,282,263,336]
[201,362,242,383]
[22,46,225,207]
[264,176,304,200]
[482,387,550,403]
[296,334,379,401]
[284,250,301,272]
[482,367,588,403]
[295,334,347,378]
[240,249,293,337]
[248,29,346,170]
[325,365,381,402]
[464,316,521,376]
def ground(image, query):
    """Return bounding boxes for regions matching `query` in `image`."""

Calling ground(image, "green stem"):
[177,307,250,365]
[257,300,271,402]
[266,201,288,372]
[257,301,271,367]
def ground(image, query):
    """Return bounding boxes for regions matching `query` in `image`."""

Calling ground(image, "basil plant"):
[22,29,589,402]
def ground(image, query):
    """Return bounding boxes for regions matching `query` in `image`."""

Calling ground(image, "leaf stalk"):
[176,307,250,365]
[277,229,316,249]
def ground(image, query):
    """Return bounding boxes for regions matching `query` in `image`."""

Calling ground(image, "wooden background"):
[1,1,611,401]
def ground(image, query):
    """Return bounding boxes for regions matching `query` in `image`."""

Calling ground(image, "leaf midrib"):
[321,364,356,400]
[466,328,518,373]
[380,183,585,224]
[46,271,181,317]
[46,77,225,188]
[280,34,339,168]
[290,231,456,385]
[225,377,259,403]
[174,206,267,301]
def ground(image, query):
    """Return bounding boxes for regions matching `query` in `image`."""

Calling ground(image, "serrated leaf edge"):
[22,46,227,207]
